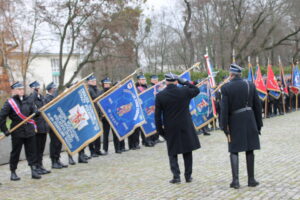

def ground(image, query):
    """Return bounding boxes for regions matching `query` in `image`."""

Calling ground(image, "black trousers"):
[128,128,140,149]
[120,140,125,150]
[169,152,193,179]
[49,129,62,160]
[89,136,101,154]
[102,118,120,152]
[10,135,37,171]
[36,133,47,165]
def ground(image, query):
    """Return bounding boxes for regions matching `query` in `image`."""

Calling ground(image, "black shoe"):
[10,171,20,181]
[185,177,193,183]
[68,155,76,165]
[31,166,42,179]
[135,145,141,149]
[78,152,88,163]
[248,178,260,187]
[52,160,63,169]
[57,160,68,168]
[100,151,108,156]
[121,149,128,152]
[84,153,91,160]
[203,132,211,136]
[169,178,181,184]
[78,158,88,163]
[91,152,99,157]
[39,165,51,174]
[115,150,122,154]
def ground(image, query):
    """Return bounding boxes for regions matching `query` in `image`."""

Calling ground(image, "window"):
[51,58,60,84]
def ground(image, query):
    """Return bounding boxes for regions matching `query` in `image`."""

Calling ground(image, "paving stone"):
[0,112,299,199]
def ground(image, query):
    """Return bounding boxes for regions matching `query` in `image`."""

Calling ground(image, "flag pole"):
[0,73,94,140]
[93,69,141,103]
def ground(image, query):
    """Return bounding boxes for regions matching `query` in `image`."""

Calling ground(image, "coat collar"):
[166,84,177,89]
[231,77,242,82]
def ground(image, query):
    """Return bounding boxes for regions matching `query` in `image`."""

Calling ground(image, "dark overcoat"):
[29,91,49,133]
[155,82,201,156]
[220,77,263,153]
[0,95,36,138]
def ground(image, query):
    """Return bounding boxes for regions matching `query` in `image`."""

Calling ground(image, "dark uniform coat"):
[88,85,102,116]
[221,77,262,153]
[155,82,201,156]
[0,95,36,138]
[29,91,49,133]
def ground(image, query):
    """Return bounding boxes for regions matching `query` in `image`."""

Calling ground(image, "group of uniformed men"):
[0,64,298,189]
[0,74,163,182]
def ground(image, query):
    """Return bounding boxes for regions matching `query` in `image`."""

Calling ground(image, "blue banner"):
[269,90,281,99]
[98,79,145,140]
[179,71,197,115]
[258,92,267,101]
[191,82,215,129]
[42,83,102,155]
[293,65,300,91]
[139,87,156,137]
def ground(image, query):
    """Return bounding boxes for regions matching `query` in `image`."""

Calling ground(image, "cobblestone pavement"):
[0,111,299,200]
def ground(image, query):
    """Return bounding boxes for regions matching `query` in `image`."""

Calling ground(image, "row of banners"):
[40,68,216,155]
[247,62,300,100]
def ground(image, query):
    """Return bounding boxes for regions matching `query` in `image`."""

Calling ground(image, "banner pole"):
[265,95,268,118]
[282,93,286,114]
[93,69,141,103]
[212,76,231,94]
[296,94,299,110]
[0,73,94,140]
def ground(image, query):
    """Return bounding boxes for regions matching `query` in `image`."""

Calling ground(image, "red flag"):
[254,65,267,95]
[266,64,280,92]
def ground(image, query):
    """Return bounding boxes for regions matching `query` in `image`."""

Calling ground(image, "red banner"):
[254,65,267,94]
[266,64,280,92]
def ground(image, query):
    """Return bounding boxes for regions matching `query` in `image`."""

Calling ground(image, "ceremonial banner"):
[179,71,197,116]
[204,54,216,88]
[192,82,215,129]
[266,64,281,99]
[139,87,157,137]
[98,79,145,140]
[247,63,254,82]
[254,65,267,101]
[279,63,289,95]
[41,82,103,155]
[291,64,300,94]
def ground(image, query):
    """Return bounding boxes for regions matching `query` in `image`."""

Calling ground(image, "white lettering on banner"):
[122,122,128,130]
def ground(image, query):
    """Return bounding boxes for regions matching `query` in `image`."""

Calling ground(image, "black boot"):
[38,164,51,175]
[68,155,76,165]
[31,166,42,179]
[230,153,240,189]
[10,170,21,181]
[52,158,62,169]
[169,177,181,184]
[57,159,68,168]
[78,152,88,163]
[246,152,259,187]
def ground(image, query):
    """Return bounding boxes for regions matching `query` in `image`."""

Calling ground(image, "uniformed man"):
[28,81,51,175]
[101,77,122,154]
[86,75,106,157]
[45,82,68,169]
[220,64,262,189]
[155,73,201,184]
[134,74,154,147]
[0,82,41,180]
[149,75,164,144]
